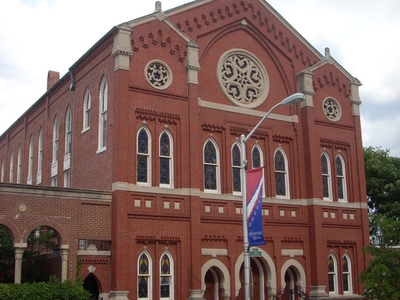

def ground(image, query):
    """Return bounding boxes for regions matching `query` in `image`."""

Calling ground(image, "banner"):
[246,167,265,247]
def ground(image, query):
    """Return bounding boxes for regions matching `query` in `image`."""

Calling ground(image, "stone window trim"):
[217,48,269,108]
[322,97,342,122]
[145,60,173,90]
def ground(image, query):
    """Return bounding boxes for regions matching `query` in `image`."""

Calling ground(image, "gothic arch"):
[201,258,231,299]
[235,248,277,297]
[280,259,306,293]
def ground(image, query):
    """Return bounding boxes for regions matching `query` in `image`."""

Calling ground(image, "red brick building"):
[0,0,369,299]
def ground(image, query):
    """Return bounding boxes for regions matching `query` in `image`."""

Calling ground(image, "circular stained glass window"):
[217,49,269,108]
[322,97,342,122]
[145,60,173,90]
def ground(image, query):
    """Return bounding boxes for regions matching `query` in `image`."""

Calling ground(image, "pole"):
[240,134,251,300]
[240,93,305,299]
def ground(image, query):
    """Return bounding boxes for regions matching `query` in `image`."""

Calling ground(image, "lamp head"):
[280,93,305,106]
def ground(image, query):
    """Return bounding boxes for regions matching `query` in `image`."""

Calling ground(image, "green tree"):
[364,146,400,215]
[360,147,400,299]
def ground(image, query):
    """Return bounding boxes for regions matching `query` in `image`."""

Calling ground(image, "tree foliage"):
[360,147,400,299]
[364,146,400,215]
[0,276,91,300]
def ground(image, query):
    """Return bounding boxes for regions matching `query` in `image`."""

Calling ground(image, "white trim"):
[201,259,231,299]
[159,129,174,188]
[280,259,307,293]
[274,147,290,199]
[137,251,152,300]
[198,97,299,123]
[328,254,338,294]
[160,251,174,300]
[336,154,348,202]
[342,253,353,294]
[231,142,242,196]
[98,77,108,151]
[203,138,221,194]
[321,152,333,201]
[137,126,152,186]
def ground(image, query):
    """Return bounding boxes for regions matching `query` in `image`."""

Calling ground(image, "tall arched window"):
[138,252,152,299]
[232,143,241,194]
[252,144,265,197]
[159,130,173,188]
[203,139,220,193]
[336,154,347,202]
[274,147,289,198]
[160,252,174,299]
[98,77,108,151]
[342,254,352,293]
[37,128,43,185]
[17,145,22,184]
[65,108,72,156]
[53,117,59,163]
[328,254,338,294]
[1,158,4,182]
[52,117,59,186]
[9,151,14,183]
[137,127,151,186]
[83,88,91,131]
[321,152,332,201]
[28,136,34,184]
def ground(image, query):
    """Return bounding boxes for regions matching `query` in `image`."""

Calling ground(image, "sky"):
[0,0,399,157]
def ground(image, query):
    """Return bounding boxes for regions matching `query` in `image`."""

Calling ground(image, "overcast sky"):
[1,0,399,157]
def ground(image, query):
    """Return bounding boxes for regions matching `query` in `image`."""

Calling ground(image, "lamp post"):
[240,93,305,300]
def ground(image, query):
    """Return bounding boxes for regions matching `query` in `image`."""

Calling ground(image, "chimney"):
[47,70,60,90]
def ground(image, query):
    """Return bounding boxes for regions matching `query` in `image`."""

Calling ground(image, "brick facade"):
[0,1,368,299]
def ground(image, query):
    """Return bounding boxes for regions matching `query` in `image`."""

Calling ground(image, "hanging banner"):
[246,167,265,247]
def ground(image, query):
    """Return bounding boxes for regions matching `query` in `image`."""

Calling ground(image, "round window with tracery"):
[145,60,173,90]
[322,97,342,122]
[217,49,269,108]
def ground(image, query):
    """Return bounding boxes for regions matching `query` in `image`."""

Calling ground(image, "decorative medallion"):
[145,60,173,90]
[322,97,341,122]
[217,49,269,108]
[18,203,27,212]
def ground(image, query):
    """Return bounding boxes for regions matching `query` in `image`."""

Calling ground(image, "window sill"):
[96,147,106,154]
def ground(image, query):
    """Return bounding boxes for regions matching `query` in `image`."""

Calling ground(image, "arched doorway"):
[84,273,100,300]
[23,226,62,283]
[238,258,265,300]
[201,259,231,300]
[0,225,14,283]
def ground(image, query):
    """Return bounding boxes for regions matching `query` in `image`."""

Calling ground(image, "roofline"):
[0,27,116,140]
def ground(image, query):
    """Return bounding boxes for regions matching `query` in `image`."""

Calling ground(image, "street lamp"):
[240,93,305,300]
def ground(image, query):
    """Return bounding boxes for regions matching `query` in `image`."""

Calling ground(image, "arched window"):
[328,254,338,294]
[17,145,22,184]
[138,252,152,299]
[98,77,108,151]
[252,144,265,197]
[159,130,173,188]
[65,108,72,155]
[28,136,34,184]
[321,152,332,200]
[52,117,59,186]
[1,158,4,182]
[274,147,289,198]
[53,117,59,163]
[342,254,352,293]
[9,151,14,183]
[336,154,347,202]
[137,127,151,186]
[160,252,174,299]
[37,128,43,185]
[83,88,91,131]
[203,139,220,193]
[232,143,241,194]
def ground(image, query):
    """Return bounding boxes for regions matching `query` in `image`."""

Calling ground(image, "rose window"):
[145,60,172,90]
[323,98,341,122]
[217,49,269,108]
